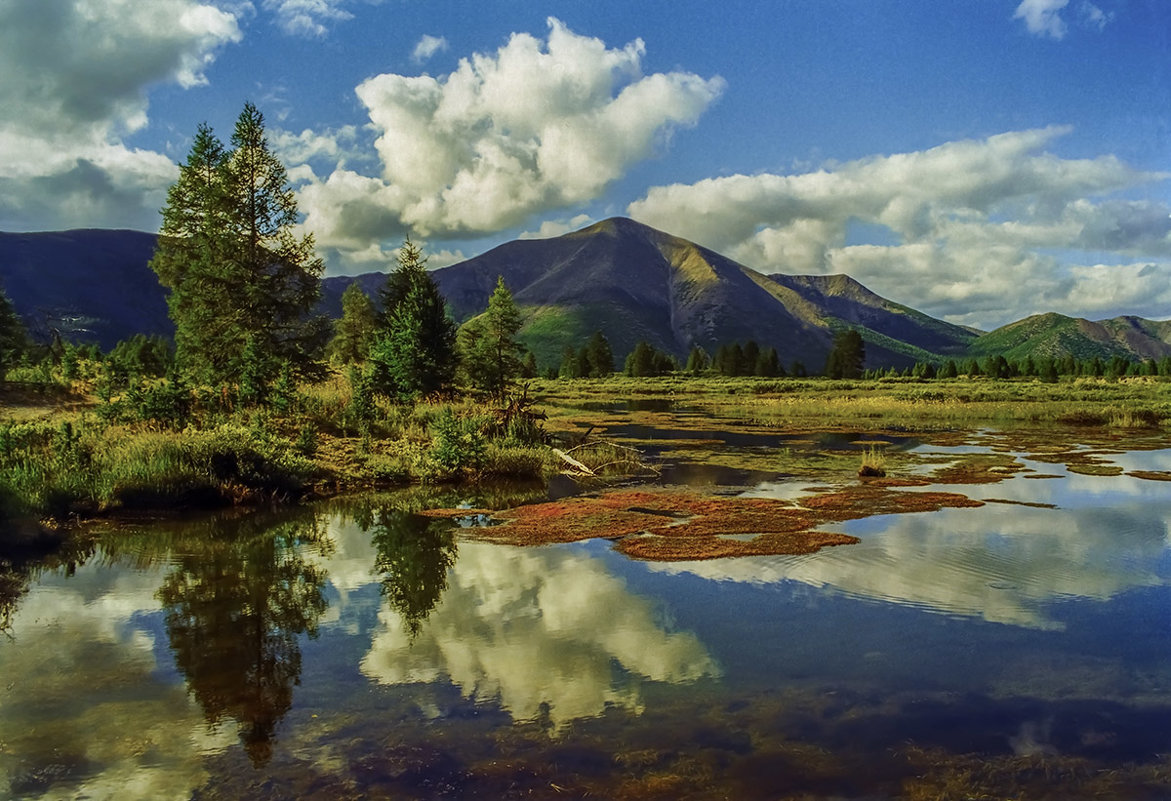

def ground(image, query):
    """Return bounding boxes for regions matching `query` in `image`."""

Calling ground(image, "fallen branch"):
[552,447,595,475]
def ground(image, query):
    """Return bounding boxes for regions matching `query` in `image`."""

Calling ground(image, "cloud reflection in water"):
[360,542,720,729]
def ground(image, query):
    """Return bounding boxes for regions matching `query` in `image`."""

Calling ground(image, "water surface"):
[1,444,1170,799]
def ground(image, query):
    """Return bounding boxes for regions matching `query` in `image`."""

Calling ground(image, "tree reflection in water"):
[367,508,458,639]
[156,515,330,766]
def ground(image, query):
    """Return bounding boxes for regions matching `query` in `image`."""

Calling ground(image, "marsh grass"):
[857,445,887,477]
[531,375,1171,433]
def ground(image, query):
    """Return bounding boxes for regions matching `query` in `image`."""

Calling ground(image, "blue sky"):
[1,0,1168,329]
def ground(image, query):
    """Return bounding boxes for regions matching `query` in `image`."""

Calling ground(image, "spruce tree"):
[825,330,864,378]
[0,287,26,381]
[458,275,525,395]
[370,237,456,400]
[685,345,710,374]
[585,331,614,377]
[151,105,326,389]
[328,283,378,364]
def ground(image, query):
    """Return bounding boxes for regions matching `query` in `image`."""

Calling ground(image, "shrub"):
[425,408,487,480]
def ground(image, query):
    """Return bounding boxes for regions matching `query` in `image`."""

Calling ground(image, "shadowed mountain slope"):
[0,229,170,349]
[5,221,1168,370]
[423,217,973,369]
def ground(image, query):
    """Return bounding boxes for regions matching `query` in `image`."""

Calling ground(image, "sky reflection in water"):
[0,449,1169,797]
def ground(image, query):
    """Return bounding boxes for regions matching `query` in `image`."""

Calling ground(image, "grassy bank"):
[0,373,561,527]
[4,371,1170,528]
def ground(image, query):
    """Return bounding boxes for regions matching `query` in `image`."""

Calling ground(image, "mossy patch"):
[437,483,992,561]
[1127,470,1171,482]
[926,453,1025,485]
[983,498,1058,509]
[1066,463,1125,476]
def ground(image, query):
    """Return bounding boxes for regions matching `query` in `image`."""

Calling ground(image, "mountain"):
[421,217,977,369]
[4,219,1169,369]
[0,229,171,349]
[969,313,1171,363]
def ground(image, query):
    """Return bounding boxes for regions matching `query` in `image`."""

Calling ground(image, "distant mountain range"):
[4,219,1170,368]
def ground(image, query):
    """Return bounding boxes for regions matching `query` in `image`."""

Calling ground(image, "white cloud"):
[1014,0,1071,39]
[519,213,595,240]
[262,0,353,36]
[298,17,724,262]
[412,34,449,64]
[0,0,242,231]
[627,128,1171,328]
[1013,0,1114,38]
[270,125,363,167]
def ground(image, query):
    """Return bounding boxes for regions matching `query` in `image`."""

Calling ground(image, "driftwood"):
[552,447,595,475]
[552,440,659,477]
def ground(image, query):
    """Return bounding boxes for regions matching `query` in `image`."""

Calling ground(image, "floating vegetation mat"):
[428,485,985,561]
[1127,470,1171,482]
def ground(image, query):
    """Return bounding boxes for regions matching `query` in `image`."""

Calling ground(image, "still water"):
[1,444,1170,799]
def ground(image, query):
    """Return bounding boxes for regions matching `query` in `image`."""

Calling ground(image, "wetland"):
[2,377,1171,799]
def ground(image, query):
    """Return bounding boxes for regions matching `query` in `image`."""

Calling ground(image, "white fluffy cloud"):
[0,0,242,231]
[1015,0,1071,38]
[412,33,449,64]
[628,128,1171,328]
[298,17,724,265]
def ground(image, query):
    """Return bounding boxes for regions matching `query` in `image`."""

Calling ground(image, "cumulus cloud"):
[270,125,364,167]
[627,128,1171,328]
[519,213,595,240]
[412,34,449,64]
[0,0,242,231]
[298,17,724,264]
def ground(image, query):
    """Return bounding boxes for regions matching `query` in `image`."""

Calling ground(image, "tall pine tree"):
[328,283,378,364]
[0,286,25,382]
[369,238,456,400]
[458,275,525,395]
[150,104,326,388]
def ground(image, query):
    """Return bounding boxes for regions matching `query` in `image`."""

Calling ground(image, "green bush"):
[426,408,487,480]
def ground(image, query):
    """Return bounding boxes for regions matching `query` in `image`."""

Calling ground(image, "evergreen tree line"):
[865,354,1171,382]
[556,332,616,379]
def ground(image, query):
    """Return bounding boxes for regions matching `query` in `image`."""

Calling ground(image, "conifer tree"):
[625,341,656,377]
[458,276,525,395]
[151,105,327,387]
[558,345,579,379]
[0,287,26,381]
[585,331,614,377]
[369,237,456,400]
[685,345,710,374]
[824,330,864,378]
[328,283,378,364]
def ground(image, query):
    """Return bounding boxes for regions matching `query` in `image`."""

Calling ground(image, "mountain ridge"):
[3,219,1169,367]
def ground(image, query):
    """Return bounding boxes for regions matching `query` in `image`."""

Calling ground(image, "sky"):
[1,0,1169,330]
